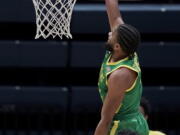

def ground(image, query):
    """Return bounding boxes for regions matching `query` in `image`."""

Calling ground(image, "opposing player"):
[140,97,166,135]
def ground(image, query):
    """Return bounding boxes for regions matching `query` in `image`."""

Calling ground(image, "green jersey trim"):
[106,55,129,66]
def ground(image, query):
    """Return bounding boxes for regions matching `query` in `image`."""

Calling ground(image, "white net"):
[32,0,77,39]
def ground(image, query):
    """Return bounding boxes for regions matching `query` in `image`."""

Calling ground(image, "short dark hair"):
[115,24,141,58]
[118,130,139,135]
[140,97,151,117]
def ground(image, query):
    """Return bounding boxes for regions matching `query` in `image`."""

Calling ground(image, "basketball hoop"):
[32,0,77,39]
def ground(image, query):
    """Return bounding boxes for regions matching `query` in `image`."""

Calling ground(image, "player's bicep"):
[101,85,124,122]
[101,68,137,121]
[101,70,127,122]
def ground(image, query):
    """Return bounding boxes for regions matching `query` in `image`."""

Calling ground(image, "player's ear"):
[114,43,120,50]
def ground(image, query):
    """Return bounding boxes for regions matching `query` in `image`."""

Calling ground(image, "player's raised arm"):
[105,0,124,32]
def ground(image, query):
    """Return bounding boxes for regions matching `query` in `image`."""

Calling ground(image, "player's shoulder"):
[109,67,136,83]
[149,130,166,135]
[110,67,132,78]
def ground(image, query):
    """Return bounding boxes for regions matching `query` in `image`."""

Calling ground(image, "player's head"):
[139,97,151,120]
[118,130,139,135]
[106,24,141,58]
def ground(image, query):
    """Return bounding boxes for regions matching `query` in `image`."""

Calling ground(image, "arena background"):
[0,0,180,135]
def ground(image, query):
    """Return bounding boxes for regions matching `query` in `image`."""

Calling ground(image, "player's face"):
[105,32,116,52]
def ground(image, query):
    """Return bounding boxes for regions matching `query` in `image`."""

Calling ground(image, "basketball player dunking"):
[94,0,149,135]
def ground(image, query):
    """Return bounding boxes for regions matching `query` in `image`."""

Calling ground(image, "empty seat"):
[41,131,50,135]
[17,131,26,135]
[52,131,63,135]
[0,41,18,67]
[5,130,16,135]
[0,86,69,111]
[71,86,102,134]
[0,0,35,23]
[138,42,180,68]
[0,41,68,68]
[20,87,69,107]
[71,42,105,68]
[29,131,39,135]
[142,86,180,112]
[71,86,102,113]
[19,41,68,67]
[0,86,21,105]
